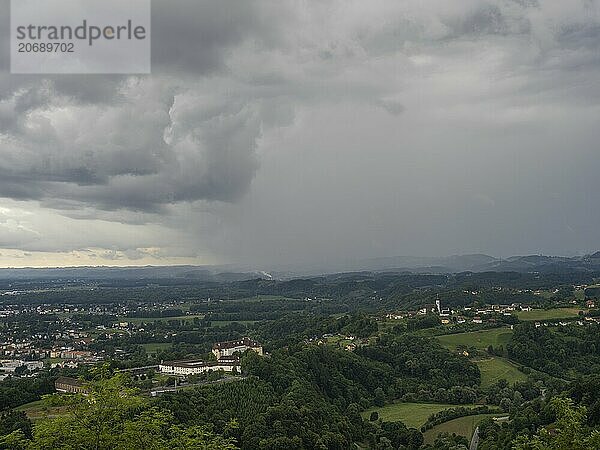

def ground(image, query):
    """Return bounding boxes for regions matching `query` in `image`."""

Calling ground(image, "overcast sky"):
[0,0,599,268]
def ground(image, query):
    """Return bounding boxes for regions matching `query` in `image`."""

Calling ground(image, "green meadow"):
[475,357,527,387]
[516,308,583,321]
[436,328,513,351]
[361,403,473,429]
[423,414,507,444]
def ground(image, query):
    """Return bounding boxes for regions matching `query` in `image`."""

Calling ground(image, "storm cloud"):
[0,0,599,267]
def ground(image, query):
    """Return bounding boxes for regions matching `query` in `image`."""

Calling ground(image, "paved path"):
[469,426,480,450]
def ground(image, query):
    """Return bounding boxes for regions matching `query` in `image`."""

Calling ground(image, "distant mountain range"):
[0,253,599,281]
[319,253,600,275]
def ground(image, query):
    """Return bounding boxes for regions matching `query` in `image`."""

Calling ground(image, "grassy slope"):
[423,413,507,444]
[15,400,44,411]
[475,357,527,387]
[16,400,70,422]
[436,329,528,387]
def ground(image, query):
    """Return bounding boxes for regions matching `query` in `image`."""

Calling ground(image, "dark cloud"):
[0,1,289,212]
[444,3,510,37]
[557,21,600,49]
[0,81,262,210]
[0,0,599,265]
[151,0,275,74]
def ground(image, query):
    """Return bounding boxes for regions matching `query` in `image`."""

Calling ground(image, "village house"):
[385,313,403,320]
[586,299,595,308]
[60,350,92,360]
[0,360,44,372]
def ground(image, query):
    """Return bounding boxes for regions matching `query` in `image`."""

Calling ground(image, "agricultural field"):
[361,403,472,429]
[423,413,508,444]
[436,328,513,351]
[475,357,527,387]
[516,308,583,321]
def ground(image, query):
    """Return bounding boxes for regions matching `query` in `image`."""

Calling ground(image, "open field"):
[42,357,63,365]
[423,414,507,444]
[115,314,205,324]
[516,308,583,321]
[436,328,513,351]
[16,400,70,422]
[141,342,171,354]
[234,295,296,303]
[476,357,527,387]
[15,400,44,411]
[361,403,472,429]
[209,320,259,327]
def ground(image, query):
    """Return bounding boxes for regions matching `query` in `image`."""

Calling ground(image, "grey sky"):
[0,0,599,267]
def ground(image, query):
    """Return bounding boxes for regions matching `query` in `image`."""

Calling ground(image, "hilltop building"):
[55,376,89,394]
[212,337,263,360]
[158,337,262,377]
[159,356,239,376]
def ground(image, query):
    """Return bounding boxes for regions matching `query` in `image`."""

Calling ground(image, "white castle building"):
[159,356,239,376]
[212,337,263,360]
[159,337,263,377]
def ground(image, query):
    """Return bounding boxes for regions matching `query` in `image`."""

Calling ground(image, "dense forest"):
[508,322,600,377]
[154,337,478,449]
[2,332,600,449]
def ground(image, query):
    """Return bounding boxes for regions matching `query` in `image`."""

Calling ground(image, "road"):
[149,375,246,396]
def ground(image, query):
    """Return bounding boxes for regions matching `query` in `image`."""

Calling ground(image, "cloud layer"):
[0,0,599,266]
